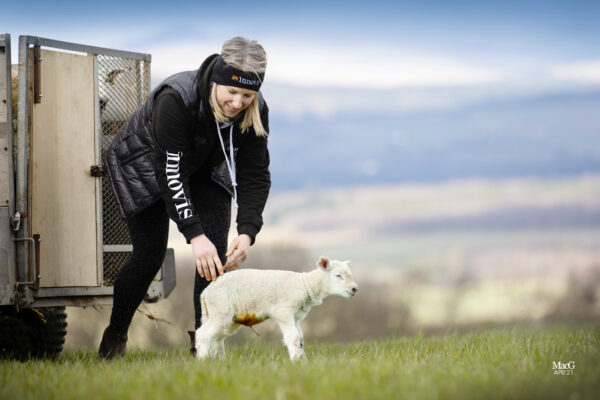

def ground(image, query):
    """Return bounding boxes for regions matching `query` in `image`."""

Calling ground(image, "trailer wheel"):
[0,306,67,360]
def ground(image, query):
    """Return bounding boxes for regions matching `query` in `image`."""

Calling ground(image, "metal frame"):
[93,56,103,286]
[0,34,18,306]
[14,36,153,304]
[20,36,150,62]
[1,34,15,219]
[15,36,31,284]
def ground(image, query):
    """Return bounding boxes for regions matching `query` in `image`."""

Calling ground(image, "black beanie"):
[210,56,264,91]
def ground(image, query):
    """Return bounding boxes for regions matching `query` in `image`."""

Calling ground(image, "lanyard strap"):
[215,121,238,208]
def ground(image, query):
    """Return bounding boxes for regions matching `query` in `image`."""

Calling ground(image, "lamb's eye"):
[335,274,343,280]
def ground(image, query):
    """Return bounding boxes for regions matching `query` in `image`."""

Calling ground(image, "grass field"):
[2,325,598,400]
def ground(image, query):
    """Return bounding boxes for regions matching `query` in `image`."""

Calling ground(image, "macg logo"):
[552,361,575,375]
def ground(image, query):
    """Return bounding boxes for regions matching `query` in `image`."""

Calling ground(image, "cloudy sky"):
[3,1,599,94]
[3,1,600,187]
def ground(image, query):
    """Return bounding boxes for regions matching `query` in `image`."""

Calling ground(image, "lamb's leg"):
[216,322,239,359]
[196,318,238,360]
[195,320,222,359]
[277,319,306,361]
[195,324,212,359]
[296,321,305,351]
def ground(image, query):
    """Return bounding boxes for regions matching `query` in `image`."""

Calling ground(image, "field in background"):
[65,174,600,350]
[3,326,599,400]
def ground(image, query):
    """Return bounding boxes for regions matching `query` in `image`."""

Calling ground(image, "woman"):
[99,37,271,359]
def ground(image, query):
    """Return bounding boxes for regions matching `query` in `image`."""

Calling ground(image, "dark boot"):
[188,330,196,357]
[98,325,128,360]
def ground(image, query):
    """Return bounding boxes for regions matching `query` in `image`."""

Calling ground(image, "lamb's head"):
[317,257,358,298]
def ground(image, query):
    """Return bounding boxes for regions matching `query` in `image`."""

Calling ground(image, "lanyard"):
[215,121,238,208]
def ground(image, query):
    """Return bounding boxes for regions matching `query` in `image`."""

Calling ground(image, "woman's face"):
[215,84,256,118]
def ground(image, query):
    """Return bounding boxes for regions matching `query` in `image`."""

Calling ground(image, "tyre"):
[0,306,67,360]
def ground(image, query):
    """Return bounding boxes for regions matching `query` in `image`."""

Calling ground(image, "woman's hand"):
[224,234,252,272]
[190,234,223,281]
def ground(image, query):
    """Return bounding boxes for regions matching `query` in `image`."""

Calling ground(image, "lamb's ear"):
[317,257,330,270]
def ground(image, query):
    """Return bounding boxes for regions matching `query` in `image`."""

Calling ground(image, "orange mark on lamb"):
[233,314,265,326]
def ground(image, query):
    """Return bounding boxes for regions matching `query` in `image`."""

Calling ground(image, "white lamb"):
[193,257,358,361]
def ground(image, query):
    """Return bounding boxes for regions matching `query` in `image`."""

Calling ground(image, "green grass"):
[1,325,599,400]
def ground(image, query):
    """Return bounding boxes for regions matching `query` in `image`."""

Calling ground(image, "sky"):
[3,1,599,94]
[3,0,600,187]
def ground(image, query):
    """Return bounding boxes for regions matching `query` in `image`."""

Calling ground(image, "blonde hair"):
[210,37,268,137]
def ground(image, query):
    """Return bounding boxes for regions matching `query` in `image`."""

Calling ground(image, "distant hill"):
[267,89,600,191]
[256,175,600,271]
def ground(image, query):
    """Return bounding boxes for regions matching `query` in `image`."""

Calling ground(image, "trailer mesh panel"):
[102,252,131,286]
[98,55,149,285]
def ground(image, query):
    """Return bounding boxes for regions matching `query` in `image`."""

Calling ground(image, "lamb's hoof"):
[290,352,307,362]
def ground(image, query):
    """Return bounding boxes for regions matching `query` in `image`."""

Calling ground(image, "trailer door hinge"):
[34,45,43,104]
[90,165,105,177]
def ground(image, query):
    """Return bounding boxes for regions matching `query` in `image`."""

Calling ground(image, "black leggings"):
[109,174,231,331]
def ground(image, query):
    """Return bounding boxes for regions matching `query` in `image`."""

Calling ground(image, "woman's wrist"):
[236,226,257,245]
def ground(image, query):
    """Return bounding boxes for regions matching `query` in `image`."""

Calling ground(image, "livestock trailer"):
[0,34,175,359]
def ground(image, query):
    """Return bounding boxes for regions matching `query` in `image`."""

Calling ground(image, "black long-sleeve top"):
[151,86,271,244]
